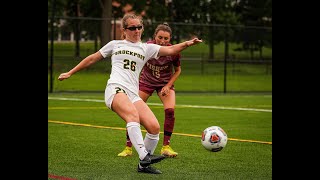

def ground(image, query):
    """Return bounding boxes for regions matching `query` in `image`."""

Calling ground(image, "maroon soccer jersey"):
[139,40,181,88]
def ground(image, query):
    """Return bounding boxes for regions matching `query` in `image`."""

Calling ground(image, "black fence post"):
[223,24,229,94]
[49,0,56,93]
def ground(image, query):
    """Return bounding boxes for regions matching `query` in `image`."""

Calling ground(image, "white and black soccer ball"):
[201,126,228,152]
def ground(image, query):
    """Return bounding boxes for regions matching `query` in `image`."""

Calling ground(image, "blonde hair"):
[153,22,172,39]
[121,13,144,40]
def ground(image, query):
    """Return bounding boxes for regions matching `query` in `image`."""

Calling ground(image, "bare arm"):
[58,51,104,81]
[161,66,181,96]
[167,65,181,88]
[158,38,202,57]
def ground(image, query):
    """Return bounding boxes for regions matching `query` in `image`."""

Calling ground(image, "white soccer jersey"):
[99,40,161,94]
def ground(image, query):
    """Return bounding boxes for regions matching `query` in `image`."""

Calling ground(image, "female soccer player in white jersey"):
[118,22,181,158]
[58,13,202,174]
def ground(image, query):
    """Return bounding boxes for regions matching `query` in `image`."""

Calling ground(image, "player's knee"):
[148,122,160,134]
[153,123,160,133]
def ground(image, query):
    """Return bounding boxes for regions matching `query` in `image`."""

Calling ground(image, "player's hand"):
[186,38,203,47]
[161,87,170,96]
[58,72,71,81]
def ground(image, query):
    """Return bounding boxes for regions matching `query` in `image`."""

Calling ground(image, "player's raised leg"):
[134,99,165,173]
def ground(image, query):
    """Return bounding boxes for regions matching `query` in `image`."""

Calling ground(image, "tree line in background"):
[48,0,272,60]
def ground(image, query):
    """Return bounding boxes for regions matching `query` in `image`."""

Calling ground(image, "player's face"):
[124,18,143,43]
[155,30,171,46]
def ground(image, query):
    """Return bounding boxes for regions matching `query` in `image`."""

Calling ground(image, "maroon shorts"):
[139,82,175,96]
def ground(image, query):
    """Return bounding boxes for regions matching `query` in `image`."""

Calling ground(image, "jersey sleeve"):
[99,40,116,58]
[145,43,161,60]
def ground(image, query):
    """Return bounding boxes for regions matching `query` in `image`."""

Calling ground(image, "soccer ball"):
[201,126,228,152]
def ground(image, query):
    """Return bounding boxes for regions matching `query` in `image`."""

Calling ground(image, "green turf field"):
[48,93,272,179]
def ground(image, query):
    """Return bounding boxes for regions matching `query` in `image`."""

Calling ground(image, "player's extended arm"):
[58,51,103,81]
[158,38,202,57]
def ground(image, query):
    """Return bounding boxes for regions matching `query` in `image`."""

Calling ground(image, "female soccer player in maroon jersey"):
[118,23,181,158]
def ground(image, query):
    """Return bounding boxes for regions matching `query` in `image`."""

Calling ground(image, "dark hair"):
[153,22,172,39]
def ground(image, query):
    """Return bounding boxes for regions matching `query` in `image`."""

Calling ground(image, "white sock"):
[144,132,159,155]
[126,122,148,160]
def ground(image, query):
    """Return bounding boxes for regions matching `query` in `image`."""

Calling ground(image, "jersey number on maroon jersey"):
[152,70,160,78]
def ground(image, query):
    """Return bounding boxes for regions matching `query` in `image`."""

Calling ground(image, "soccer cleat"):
[139,153,165,167]
[137,165,162,174]
[117,146,133,157]
[161,145,178,157]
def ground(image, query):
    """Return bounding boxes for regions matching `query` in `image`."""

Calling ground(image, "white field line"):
[48,97,272,112]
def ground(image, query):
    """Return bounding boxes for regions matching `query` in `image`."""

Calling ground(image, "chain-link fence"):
[48,17,272,93]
